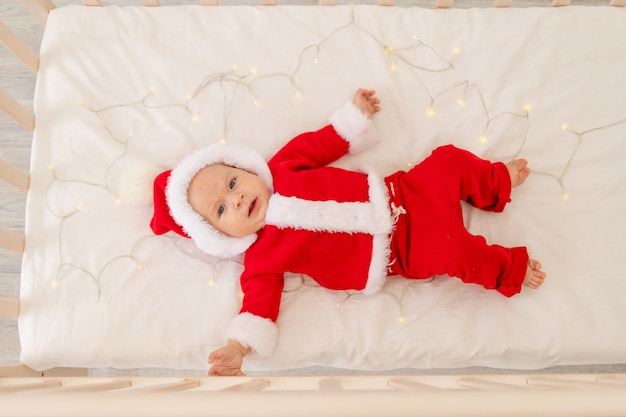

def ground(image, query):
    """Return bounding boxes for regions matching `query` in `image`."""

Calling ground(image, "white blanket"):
[20,5,626,372]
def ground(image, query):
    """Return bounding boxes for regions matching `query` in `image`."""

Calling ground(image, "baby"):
[150,88,546,376]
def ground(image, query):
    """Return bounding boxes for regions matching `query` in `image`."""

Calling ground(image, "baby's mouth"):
[248,198,257,217]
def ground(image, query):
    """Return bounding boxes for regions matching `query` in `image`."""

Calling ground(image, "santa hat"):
[150,143,273,258]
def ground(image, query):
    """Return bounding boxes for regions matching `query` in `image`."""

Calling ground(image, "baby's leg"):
[508,159,531,188]
[523,259,546,290]
[419,145,512,212]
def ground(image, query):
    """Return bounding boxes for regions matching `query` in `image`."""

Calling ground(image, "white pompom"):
[117,159,164,206]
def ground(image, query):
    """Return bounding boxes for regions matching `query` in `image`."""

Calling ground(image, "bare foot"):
[523,259,546,290]
[508,159,531,187]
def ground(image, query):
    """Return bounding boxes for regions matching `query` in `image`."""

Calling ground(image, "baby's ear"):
[115,158,166,206]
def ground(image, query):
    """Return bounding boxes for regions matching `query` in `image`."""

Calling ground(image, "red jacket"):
[227,104,394,357]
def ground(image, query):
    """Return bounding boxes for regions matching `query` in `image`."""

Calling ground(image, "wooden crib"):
[2,0,626,415]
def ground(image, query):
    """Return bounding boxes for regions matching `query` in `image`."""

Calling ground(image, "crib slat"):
[609,0,625,5]
[388,378,446,391]
[493,0,512,6]
[0,20,39,73]
[435,0,455,8]
[0,364,41,377]
[318,379,343,391]
[0,380,62,392]
[0,228,25,254]
[319,0,337,5]
[136,379,201,392]
[141,0,160,6]
[200,0,219,4]
[221,379,270,392]
[551,0,572,5]
[0,87,35,132]
[0,158,30,191]
[260,0,278,5]
[456,377,529,391]
[82,0,103,5]
[62,380,133,392]
[20,0,56,27]
[0,297,20,318]
[377,0,395,5]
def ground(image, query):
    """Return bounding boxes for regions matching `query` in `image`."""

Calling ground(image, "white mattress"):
[20,5,626,372]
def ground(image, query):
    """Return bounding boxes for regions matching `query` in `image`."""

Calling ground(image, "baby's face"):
[187,164,270,237]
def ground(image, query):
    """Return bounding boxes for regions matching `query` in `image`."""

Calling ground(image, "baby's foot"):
[523,259,546,290]
[508,159,531,188]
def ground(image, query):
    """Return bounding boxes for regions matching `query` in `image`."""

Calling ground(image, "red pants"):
[385,145,528,297]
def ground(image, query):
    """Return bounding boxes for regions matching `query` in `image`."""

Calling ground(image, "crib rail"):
[1,373,626,416]
[72,0,626,6]
[14,0,626,23]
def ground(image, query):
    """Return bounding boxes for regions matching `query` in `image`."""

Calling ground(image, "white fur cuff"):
[329,101,379,154]
[227,312,278,357]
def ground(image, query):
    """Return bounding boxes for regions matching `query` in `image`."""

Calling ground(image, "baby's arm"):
[352,88,381,118]
[208,339,251,376]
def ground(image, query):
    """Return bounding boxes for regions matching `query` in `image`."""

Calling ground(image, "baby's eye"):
[218,204,225,217]
[229,178,236,189]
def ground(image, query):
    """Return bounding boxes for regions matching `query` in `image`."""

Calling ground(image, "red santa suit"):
[151,102,528,357]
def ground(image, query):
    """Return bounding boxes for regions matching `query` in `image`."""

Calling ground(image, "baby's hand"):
[208,342,248,376]
[353,88,381,118]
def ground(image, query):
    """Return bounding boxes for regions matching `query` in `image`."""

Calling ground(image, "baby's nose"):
[231,192,245,207]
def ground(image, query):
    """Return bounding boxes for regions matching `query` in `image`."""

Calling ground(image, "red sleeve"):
[268,125,349,173]
[239,271,285,323]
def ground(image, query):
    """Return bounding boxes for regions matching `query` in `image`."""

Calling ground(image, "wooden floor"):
[0,0,620,375]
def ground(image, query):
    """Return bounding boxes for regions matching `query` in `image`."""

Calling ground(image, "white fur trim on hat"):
[166,143,273,258]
